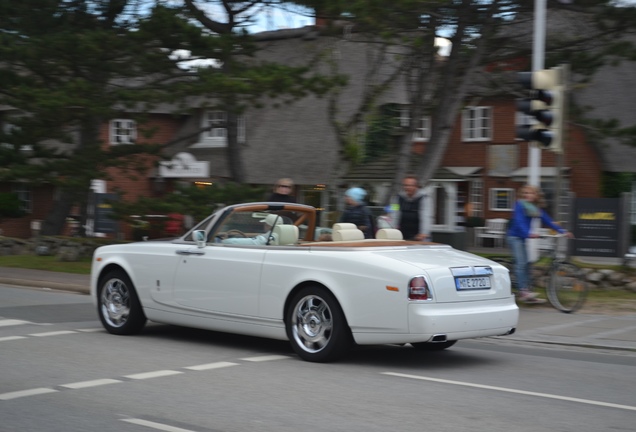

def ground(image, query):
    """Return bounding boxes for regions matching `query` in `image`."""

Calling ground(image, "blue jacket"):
[507,200,565,239]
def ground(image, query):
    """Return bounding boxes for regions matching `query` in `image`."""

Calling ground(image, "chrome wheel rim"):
[100,278,130,328]
[291,295,332,353]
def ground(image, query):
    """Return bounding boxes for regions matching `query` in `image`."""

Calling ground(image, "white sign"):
[159,152,209,178]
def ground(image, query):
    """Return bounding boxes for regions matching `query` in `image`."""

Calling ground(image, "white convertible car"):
[91,202,518,362]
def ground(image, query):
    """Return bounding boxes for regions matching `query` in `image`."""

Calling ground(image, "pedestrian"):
[339,187,375,239]
[268,178,296,203]
[391,174,431,241]
[507,184,573,303]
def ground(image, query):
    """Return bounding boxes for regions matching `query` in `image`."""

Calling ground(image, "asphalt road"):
[1,283,635,432]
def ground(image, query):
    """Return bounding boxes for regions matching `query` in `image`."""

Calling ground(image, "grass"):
[0,255,92,274]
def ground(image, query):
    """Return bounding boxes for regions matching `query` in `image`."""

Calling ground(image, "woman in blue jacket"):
[507,184,573,303]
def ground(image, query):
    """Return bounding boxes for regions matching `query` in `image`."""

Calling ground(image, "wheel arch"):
[97,263,130,288]
[282,281,352,333]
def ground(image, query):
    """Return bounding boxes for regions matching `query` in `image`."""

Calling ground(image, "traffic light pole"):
[529,0,547,187]
[527,0,547,261]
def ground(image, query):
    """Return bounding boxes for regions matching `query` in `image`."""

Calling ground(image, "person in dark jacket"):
[339,187,374,239]
[390,175,431,241]
[267,178,296,203]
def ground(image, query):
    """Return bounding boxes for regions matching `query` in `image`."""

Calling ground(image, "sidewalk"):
[1,266,635,353]
[0,266,90,294]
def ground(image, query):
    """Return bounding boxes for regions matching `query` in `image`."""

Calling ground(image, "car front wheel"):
[286,286,351,362]
[98,269,146,335]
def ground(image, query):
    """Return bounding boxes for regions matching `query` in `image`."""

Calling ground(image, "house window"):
[470,179,483,217]
[396,107,430,141]
[489,188,514,211]
[413,116,431,141]
[191,111,245,148]
[12,183,32,213]
[462,106,492,141]
[110,119,136,145]
[205,111,227,140]
[398,106,410,128]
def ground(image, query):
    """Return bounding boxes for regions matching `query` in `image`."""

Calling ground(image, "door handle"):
[176,250,205,256]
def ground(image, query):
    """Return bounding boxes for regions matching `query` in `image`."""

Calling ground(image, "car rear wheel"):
[286,286,351,362]
[411,340,457,351]
[98,269,146,335]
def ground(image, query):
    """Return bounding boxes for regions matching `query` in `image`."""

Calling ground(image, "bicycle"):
[491,234,588,313]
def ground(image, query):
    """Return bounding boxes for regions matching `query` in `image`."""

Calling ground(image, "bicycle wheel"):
[546,261,588,313]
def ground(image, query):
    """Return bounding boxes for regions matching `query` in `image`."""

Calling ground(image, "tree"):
[0,193,24,224]
[0,0,343,235]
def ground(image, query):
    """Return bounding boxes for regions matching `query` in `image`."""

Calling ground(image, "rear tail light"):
[408,276,431,301]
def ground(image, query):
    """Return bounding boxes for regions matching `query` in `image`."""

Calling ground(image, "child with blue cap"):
[340,187,375,238]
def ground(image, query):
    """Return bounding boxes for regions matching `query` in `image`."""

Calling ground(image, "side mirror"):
[194,230,206,248]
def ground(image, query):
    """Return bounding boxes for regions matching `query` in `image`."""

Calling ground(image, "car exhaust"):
[430,334,447,343]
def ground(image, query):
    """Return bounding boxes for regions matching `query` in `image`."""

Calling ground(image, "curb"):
[491,335,636,353]
[0,278,89,295]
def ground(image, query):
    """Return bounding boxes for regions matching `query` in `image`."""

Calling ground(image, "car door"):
[172,244,266,317]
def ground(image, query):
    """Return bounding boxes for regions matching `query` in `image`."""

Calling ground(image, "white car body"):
[91,203,518,362]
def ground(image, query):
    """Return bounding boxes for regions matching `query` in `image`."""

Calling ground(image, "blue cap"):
[345,187,367,203]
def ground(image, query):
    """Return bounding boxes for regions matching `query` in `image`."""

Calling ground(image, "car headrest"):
[376,228,403,240]
[272,224,299,245]
[332,222,357,231]
[332,228,365,241]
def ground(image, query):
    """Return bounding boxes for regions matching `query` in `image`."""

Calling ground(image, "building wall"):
[0,98,606,240]
[100,114,183,201]
[97,114,184,239]
[439,98,602,221]
[0,114,184,240]
[0,184,57,238]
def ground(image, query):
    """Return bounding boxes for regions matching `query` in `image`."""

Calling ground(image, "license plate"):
[455,276,491,290]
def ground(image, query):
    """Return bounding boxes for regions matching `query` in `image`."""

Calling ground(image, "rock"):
[57,246,80,262]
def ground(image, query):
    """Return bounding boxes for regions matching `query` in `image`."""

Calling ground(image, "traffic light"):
[516,66,564,153]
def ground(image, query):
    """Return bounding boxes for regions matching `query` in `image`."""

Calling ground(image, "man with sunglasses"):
[268,178,296,203]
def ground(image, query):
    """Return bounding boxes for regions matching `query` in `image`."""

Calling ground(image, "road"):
[1,283,635,432]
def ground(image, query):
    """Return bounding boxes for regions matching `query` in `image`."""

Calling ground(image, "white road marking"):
[185,361,239,371]
[0,331,290,401]
[121,418,198,432]
[0,388,58,400]
[0,319,31,327]
[28,330,77,337]
[61,379,121,389]
[75,328,103,333]
[240,355,291,362]
[125,370,183,380]
[383,372,636,412]
[0,336,27,342]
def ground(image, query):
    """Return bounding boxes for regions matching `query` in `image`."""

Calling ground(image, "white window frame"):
[109,119,136,145]
[398,106,410,127]
[470,179,484,217]
[489,188,515,211]
[413,116,431,141]
[191,110,245,149]
[12,183,32,213]
[462,106,492,142]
